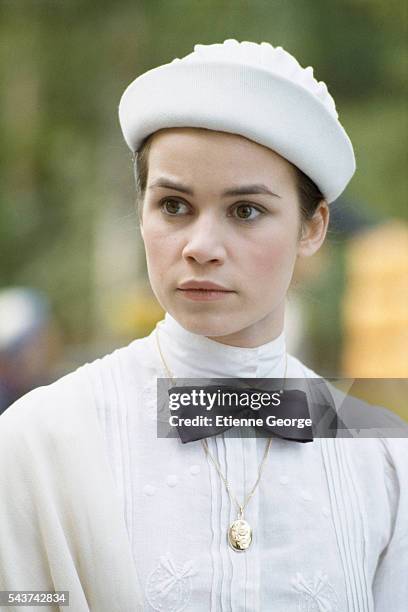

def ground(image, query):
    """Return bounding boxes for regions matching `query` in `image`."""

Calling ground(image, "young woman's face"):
[140,128,324,347]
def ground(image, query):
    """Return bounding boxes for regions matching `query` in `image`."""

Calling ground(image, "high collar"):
[154,311,286,379]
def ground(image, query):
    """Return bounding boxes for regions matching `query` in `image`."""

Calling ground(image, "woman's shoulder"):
[0,364,94,446]
[287,353,408,470]
[0,332,157,440]
[286,353,319,378]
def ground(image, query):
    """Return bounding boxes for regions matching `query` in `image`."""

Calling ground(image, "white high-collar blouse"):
[0,312,406,612]
[90,312,406,611]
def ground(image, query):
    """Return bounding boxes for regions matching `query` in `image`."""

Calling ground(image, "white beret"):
[118,40,356,203]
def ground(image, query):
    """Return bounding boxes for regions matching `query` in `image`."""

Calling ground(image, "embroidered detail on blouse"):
[145,554,197,612]
[166,474,179,487]
[291,571,339,612]
[143,484,157,496]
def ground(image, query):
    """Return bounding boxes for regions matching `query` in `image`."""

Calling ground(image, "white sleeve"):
[0,379,144,612]
[373,437,408,611]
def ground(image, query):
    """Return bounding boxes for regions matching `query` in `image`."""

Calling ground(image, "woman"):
[0,40,406,612]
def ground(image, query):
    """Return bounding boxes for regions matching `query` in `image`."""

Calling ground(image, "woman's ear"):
[297,200,330,258]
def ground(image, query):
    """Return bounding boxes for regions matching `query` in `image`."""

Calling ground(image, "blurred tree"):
[0,0,406,369]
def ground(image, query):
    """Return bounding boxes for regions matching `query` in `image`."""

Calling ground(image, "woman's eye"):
[160,198,188,215]
[233,204,263,221]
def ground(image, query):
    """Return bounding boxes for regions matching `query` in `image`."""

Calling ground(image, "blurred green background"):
[0,0,407,394]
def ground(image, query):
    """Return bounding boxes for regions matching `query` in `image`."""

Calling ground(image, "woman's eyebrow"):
[148,178,281,198]
[149,178,193,195]
[222,184,281,198]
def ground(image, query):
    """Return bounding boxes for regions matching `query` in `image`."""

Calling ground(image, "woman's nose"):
[181,216,227,265]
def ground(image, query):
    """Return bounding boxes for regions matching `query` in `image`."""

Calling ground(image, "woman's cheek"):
[144,225,174,260]
[247,238,293,277]
[147,238,176,285]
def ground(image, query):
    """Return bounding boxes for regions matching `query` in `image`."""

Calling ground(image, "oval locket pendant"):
[228,518,252,551]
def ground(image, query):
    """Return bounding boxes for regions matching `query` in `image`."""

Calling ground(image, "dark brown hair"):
[132,133,324,225]
[292,165,325,222]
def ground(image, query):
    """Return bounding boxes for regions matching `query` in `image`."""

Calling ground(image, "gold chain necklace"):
[154,320,288,552]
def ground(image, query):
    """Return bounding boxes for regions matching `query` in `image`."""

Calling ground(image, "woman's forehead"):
[146,127,296,187]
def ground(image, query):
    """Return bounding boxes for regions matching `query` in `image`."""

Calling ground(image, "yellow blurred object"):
[342,220,408,378]
[330,379,408,424]
[106,284,165,340]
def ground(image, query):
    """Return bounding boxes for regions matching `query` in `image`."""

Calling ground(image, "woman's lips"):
[177,279,235,301]
[176,288,234,301]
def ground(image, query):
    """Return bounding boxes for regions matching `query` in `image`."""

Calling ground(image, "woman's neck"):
[154,312,287,379]
[205,312,284,348]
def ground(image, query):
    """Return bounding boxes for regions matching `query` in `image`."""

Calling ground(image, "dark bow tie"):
[168,384,314,444]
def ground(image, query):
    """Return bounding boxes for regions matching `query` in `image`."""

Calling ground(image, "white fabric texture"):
[118,39,356,203]
[0,311,407,611]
